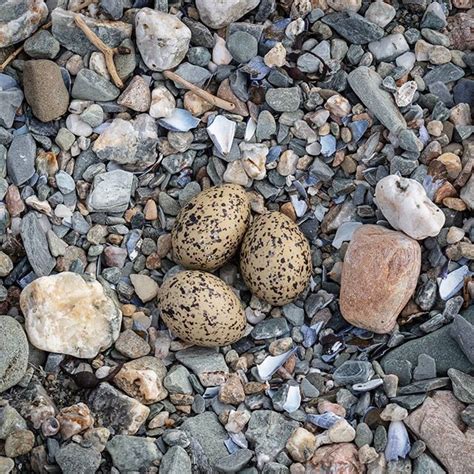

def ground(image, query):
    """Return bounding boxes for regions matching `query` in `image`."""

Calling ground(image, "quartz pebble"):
[375,175,446,240]
[20,272,122,358]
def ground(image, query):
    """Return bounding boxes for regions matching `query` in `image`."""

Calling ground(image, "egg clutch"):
[157,184,313,347]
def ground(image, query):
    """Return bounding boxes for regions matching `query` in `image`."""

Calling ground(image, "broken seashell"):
[207,115,236,155]
[306,412,341,429]
[439,265,473,301]
[158,108,200,132]
[257,348,297,381]
[375,175,445,240]
[245,117,257,141]
[332,221,363,249]
[385,420,410,462]
[212,34,232,65]
[282,382,301,413]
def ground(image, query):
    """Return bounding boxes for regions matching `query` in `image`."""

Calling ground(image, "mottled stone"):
[405,391,474,473]
[0,0,48,48]
[88,383,149,435]
[195,0,260,29]
[0,316,28,393]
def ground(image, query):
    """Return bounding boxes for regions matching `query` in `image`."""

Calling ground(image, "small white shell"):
[207,115,236,155]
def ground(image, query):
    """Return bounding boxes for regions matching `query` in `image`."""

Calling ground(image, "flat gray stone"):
[213,449,253,473]
[175,347,228,387]
[24,30,60,59]
[448,369,474,404]
[21,212,55,277]
[181,412,228,467]
[247,410,298,463]
[107,435,160,472]
[382,307,474,376]
[0,88,23,128]
[266,87,301,112]
[51,8,132,56]
[0,316,29,393]
[450,314,474,364]
[348,66,407,134]
[423,63,465,87]
[71,68,120,102]
[159,446,192,474]
[322,12,384,44]
[7,133,36,185]
[87,170,134,213]
[0,403,27,439]
[55,444,101,474]
[333,361,375,385]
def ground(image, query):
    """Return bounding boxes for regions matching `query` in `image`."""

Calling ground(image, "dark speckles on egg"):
[171,184,251,271]
[157,270,247,347]
[240,211,312,306]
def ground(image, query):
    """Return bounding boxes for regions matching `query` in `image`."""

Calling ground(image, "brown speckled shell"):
[158,270,246,347]
[171,184,251,271]
[240,211,312,306]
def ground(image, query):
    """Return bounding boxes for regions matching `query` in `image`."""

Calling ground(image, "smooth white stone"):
[375,175,445,240]
[20,272,122,358]
[195,0,260,29]
[135,8,191,71]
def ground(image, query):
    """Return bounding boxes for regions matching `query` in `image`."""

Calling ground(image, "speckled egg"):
[240,211,312,306]
[171,184,251,271]
[158,270,246,347]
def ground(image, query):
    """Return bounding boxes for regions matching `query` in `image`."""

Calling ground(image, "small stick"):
[163,70,236,112]
[74,15,123,88]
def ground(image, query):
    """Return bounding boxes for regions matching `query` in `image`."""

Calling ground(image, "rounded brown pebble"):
[340,224,421,334]
[158,270,246,347]
[171,184,250,271]
[240,211,312,306]
[5,429,35,457]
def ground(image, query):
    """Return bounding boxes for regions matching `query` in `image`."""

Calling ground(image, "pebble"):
[0,316,29,393]
[0,0,48,48]
[106,435,160,471]
[365,0,396,28]
[322,12,384,44]
[24,30,60,59]
[87,170,134,213]
[375,175,445,240]
[160,445,192,473]
[55,444,101,474]
[228,31,258,64]
[195,0,260,29]
[7,133,36,186]
[136,9,190,71]
[71,68,120,101]
[20,272,122,358]
[117,75,151,112]
[266,88,301,112]
[340,225,421,333]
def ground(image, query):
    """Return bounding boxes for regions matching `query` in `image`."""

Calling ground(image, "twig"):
[163,70,236,113]
[73,15,123,88]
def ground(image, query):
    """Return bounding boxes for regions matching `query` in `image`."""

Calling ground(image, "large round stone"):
[135,8,191,71]
[0,316,29,393]
[20,272,122,359]
[340,225,421,334]
[196,0,260,29]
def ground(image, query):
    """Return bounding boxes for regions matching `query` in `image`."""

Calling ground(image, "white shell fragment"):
[375,175,445,240]
[257,348,296,381]
[282,383,301,413]
[245,117,257,141]
[439,265,473,301]
[157,108,200,132]
[207,115,236,155]
[332,221,363,249]
[385,421,411,462]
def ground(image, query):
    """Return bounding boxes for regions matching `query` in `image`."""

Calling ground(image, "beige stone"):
[114,356,168,405]
[20,272,122,358]
[308,443,363,474]
[405,391,474,473]
[286,427,316,462]
[57,403,94,439]
[130,274,159,303]
[340,225,421,334]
